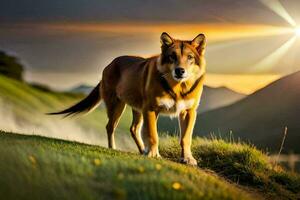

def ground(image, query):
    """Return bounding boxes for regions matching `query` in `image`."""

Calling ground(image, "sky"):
[1,0,300,94]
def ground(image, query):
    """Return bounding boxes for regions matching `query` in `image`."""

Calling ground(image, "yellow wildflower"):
[155,164,162,171]
[172,182,182,190]
[93,158,101,166]
[137,166,145,173]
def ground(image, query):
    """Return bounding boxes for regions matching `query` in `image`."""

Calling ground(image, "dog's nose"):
[175,68,185,77]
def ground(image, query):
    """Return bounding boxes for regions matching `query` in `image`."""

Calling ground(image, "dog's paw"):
[180,156,198,166]
[144,149,161,158]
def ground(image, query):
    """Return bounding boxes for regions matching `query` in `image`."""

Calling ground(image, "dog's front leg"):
[142,110,161,158]
[179,109,197,166]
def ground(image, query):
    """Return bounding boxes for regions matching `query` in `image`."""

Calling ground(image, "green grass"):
[0,131,253,200]
[160,136,300,200]
[1,132,299,200]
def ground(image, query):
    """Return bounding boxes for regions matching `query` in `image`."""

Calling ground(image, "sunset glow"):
[11,22,293,42]
[1,0,300,95]
[3,21,296,94]
[205,74,281,94]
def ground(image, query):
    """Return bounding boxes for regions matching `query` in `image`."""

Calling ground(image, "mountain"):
[69,84,93,94]
[199,86,245,113]
[196,71,300,153]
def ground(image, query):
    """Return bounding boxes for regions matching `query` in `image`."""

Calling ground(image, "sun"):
[295,27,300,36]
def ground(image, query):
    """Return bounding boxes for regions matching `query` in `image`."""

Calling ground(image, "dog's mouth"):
[173,75,188,82]
[172,71,188,82]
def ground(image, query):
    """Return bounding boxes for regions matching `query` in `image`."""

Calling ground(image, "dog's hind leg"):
[130,109,144,154]
[105,99,126,149]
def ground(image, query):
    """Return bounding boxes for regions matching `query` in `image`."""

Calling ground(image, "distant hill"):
[0,75,134,150]
[69,84,93,94]
[196,71,300,153]
[0,51,24,81]
[199,86,245,113]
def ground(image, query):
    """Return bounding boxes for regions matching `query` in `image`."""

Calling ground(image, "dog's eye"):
[168,54,177,62]
[187,54,194,60]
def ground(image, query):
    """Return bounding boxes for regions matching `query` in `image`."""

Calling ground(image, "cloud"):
[0,0,291,26]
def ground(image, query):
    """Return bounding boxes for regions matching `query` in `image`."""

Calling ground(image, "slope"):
[1,131,299,200]
[0,75,134,149]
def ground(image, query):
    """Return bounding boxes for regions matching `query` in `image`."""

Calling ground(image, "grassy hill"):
[0,74,135,150]
[1,131,299,200]
[195,71,300,153]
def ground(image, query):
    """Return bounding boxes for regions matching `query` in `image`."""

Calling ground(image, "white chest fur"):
[157,98,195,115]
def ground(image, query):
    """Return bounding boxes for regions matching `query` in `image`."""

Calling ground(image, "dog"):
[49,32,206,166]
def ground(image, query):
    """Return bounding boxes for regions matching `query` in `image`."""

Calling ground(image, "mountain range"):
[196,71,300,153]
[199,86,245,113]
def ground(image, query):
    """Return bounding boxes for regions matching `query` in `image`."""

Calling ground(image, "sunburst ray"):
[253,36,297,72]
[259,0,296,27]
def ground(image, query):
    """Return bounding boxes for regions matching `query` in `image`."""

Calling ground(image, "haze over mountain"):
[195,71,300,153]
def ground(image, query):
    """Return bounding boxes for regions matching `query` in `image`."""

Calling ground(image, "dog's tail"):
[47,81,102,117]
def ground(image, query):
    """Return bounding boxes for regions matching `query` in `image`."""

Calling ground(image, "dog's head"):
[158,32,206,82]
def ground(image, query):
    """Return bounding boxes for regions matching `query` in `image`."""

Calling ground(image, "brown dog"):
[50,32,206,165]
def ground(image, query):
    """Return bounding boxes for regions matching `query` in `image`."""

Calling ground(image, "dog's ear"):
[160,32,174,46]
[191,34,206,55]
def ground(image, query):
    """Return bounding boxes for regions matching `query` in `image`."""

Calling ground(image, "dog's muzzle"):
[173,67,187,81]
